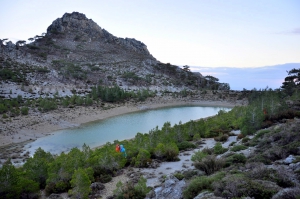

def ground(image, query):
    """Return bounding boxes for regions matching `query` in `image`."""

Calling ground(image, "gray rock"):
[272,187,300,199]
[284,155,295,164]
[145,174,186,199]
[90,182,105,192]
[47,194,63,199]
[194,191,223,199]
[46,12,150,55]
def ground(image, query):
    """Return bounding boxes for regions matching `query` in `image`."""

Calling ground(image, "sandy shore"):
[0,95,245,165]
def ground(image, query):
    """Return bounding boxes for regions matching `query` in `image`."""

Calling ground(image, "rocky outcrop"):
[145,175,186,199]
[47,12,150,55]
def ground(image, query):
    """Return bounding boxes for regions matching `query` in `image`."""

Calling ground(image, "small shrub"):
[255,129,270,139]
[202,147,214,155]
[193,133,201,141]
[164,142,179,161]
[231,144,248,152]
[21,106,29,115]
[214,134,229,142]
[194,155,225,175]
[191,151,208,162]
[183,170,201,180]
[237,133,244,140]
[229,141,236,146]
[135,149,151,167]
[177,141,196,151]
[214,142,228,155]
[174,173,184,180]
[113,177,151,199]
[225,153,247,167]
[183,172,224,199]
[242,137,251,143]
[99,174,112,183]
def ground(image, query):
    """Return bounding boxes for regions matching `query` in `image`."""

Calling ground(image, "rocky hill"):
[0,12,229,99]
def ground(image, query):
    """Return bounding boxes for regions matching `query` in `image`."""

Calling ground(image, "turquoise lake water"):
[25,106,231,155]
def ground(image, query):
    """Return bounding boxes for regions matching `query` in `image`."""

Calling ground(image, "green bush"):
[193,133,201,141]
[153,143,165,159]
[99,174,112,183]
[214,142,228,155]
[174,173,185,180]
[164,142,179,161]
[183,172,225,199]
[193,155,225,175]
[177,141,196,151]
[191,151,208,162]
[113,177,151,199]
[154,142,179,161]
[21,106,29,115]
[135,149,151,167]
[242,137,251,143]
[183,170,201,180]
[214,134,229,142]
[225,153,247,166]
[230,145,248,152]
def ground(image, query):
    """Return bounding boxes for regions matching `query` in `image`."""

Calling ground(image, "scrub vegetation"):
[0,68,300,198]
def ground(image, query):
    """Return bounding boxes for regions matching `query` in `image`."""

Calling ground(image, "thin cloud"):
[291,28,300,34]
[277,27,300,35]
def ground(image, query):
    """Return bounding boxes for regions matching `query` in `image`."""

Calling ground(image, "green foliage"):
[99,174,112,183]
[230,144,248,152]
[38,97,57,112]
[225,153,247,166]
[52,59,86,81]
[113,177,151,199]
[191,150,208,162]
[213,142,228,154]
[164,142,179,161]
[135,149,151,167]
[153,143,165,159]
[242,137,251,143]
[177,141,196,151]
[0,160,39,199]
[0,68,26,82]
[23,147,54,189]
[193,155,225,175]
[174,172,185,180]
[183,172,225,199]
[46,148,86,194]
[20,106,29,115]
[281,68,300,96]
[69,168,92,199]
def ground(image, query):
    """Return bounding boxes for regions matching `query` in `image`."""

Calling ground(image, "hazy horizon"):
[191,63,300,90]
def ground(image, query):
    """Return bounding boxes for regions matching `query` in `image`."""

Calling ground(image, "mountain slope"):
[0,12,228,99]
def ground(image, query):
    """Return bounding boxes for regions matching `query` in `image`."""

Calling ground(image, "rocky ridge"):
[0,12,229,100]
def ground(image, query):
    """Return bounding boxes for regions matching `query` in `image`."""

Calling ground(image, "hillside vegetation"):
[0,68,299,198]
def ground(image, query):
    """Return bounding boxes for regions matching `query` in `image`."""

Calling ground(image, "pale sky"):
[0,0,299,68]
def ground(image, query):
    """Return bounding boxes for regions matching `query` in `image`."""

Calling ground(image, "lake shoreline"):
[0,96,245,165]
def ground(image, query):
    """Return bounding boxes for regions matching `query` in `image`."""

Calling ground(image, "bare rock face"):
[145,175,186,199]
[47,12,150,55]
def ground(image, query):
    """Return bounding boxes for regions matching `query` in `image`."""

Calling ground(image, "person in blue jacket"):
[120,144,127,158]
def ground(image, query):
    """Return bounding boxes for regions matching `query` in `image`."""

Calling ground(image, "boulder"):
[90,182,105,192]
[284,155,295,164]
[145,175,186,199]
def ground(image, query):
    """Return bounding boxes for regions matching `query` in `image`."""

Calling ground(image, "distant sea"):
[193,63,300,91]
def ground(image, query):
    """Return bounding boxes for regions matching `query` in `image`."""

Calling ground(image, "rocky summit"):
[0,12,229,99]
